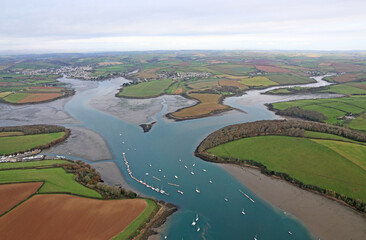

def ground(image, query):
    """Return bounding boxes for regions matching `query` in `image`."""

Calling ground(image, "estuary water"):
[64,76,336,240]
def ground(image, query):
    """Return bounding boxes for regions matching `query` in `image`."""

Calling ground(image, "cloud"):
[0,0,365,52]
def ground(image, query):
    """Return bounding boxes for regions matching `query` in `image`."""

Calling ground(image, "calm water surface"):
[64,76,335,240]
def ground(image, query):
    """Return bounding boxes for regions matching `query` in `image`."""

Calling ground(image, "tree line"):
[0,124,66,135]
[55,160,137,199]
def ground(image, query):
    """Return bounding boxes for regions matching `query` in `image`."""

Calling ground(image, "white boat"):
[209,179,213,184]
[192,219,196,226]
[149,163,152,167]
[254,235,258,240]
[184,165,188,169]
[191,170,194,175]
[145,173,149,176]
[241,209,246,215]
[164,236,167,239]
[158,169,162,172]
[160,187,165,194]
[179,158,181,162]
[197,227,200,232]
[193,163,195,167]
[224,197,228,202]
[202,169,206,172]
[177,190,184,194]
[195,214,199,222]
[288,231,293,235]
[174,175,178,179]
[196,187,200,193]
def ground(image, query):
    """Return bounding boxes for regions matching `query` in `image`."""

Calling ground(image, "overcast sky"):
[1,0,365,53]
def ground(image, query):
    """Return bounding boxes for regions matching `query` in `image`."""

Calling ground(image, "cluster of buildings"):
[0,149,44,163]
[157,71,212,80]
[56,66,95,80]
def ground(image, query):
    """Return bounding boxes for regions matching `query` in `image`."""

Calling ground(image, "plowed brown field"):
[255,65,291,73]
[331,73,361,83]
[219,80,248,89]
[0,182,42,215]
[18,93,62,103]
[172,93,228,119]
[0,194,147,240]
[29,87,63,90]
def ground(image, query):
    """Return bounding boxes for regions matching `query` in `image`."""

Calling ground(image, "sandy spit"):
[221,164,366,240]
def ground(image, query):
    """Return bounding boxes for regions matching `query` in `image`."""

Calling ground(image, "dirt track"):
[0,194,147,240]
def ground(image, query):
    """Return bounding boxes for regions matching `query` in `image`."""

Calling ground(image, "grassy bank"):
[0,132,66,155]
[208,135,366,202]
[117,79,173,98]
[0,167,102,198]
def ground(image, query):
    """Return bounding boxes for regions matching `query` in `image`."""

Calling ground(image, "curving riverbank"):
[221,164,366,240]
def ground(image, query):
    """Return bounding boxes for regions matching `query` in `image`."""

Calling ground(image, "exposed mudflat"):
[42,126,112,161]
[221,164,366,240]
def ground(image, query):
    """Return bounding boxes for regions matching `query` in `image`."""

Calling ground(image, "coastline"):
[220,163,366,240]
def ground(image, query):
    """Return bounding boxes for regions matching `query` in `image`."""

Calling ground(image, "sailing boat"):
[195,186,200,193]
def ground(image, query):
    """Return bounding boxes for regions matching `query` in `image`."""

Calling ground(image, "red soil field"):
[332,63,365,72]
[18,93,62,103]
[249,59,272,65]
[331,73,361,83]
[0,82,8,86]
[29,86,63,90]
[174,87,183,94]
[0,182,42,215]
[178,62,190,66]
[0,194,147,240]
[255,65,291,73]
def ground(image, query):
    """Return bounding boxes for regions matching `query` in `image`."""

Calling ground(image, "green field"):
[0,132,66,155]
[266,73,314,84]
[272,96,366,125]
[0,159,69,169]
[208,135,366,201]
[320,84,366,95]
[2,93,30,103]
[239,76,278,87]
[304,131,362,143]
[313,139,366,170]
[346,113,366,131]
[113,199,157,240]
[118,79,173,98]
[0,167,102,198]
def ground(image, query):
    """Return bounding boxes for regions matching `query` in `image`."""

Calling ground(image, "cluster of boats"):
[122,152,169,195]
[192,214,201,232]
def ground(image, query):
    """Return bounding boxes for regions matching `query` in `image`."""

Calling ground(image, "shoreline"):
[220,163,366,240]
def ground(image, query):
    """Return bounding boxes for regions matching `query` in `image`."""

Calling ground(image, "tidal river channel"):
[64,75,336,240]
